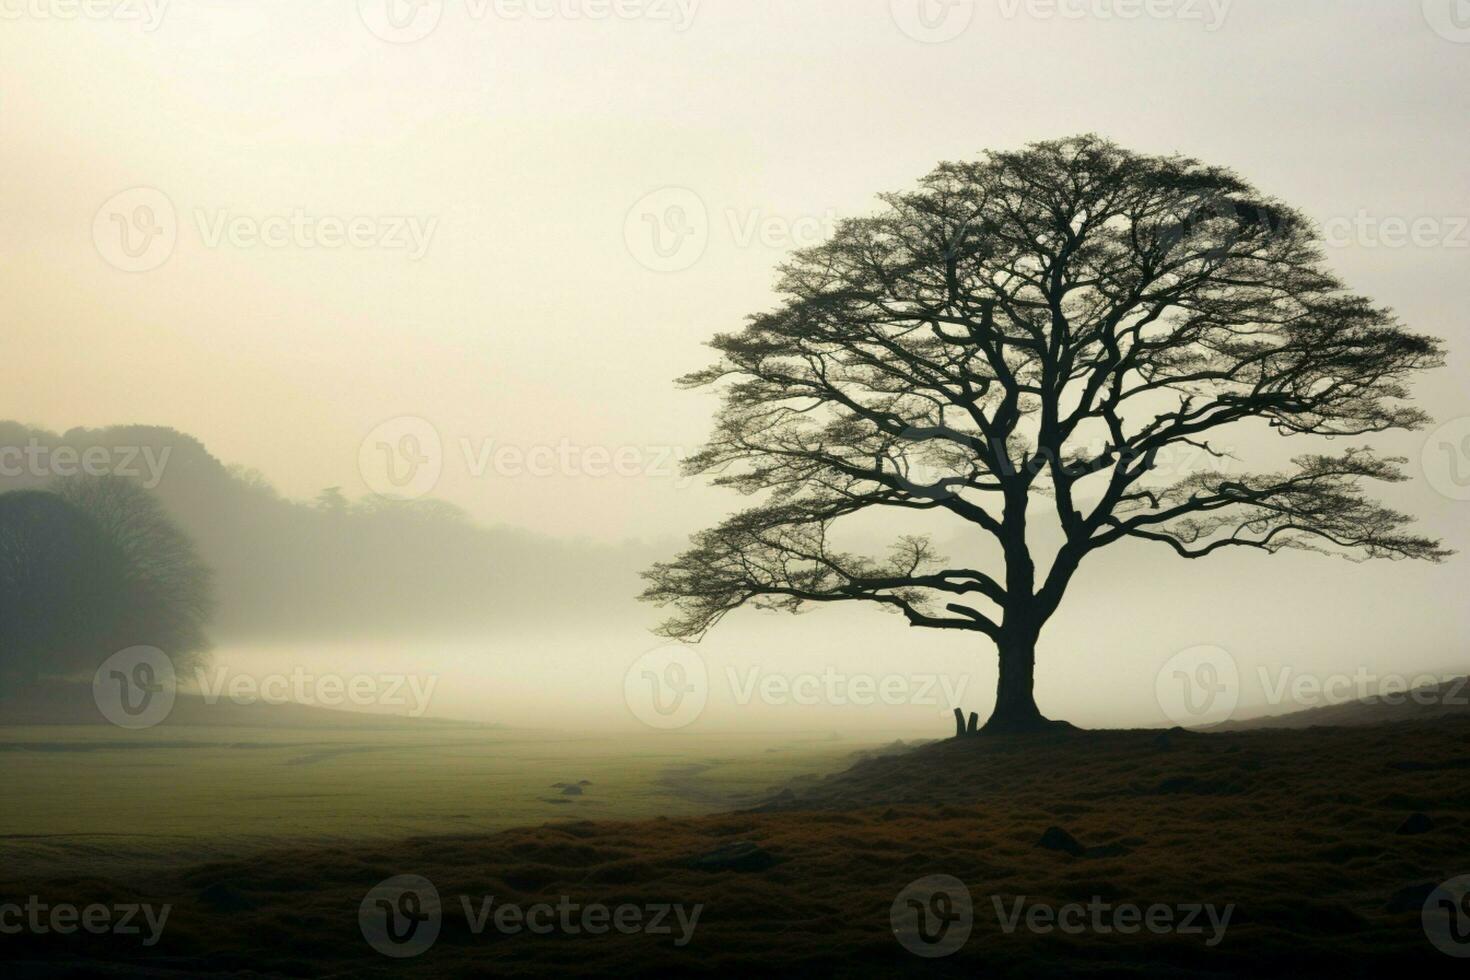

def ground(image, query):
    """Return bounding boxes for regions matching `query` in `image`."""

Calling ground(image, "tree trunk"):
[980,633,1062,734]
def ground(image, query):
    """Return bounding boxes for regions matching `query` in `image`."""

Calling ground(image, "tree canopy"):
[0,477,212,693]
[642,135,1447,731]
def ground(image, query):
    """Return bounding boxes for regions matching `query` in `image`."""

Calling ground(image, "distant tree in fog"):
[0,477,211,692]
[644,135,1448,734]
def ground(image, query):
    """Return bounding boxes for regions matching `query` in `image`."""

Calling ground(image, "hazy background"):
[3,1,1467,731]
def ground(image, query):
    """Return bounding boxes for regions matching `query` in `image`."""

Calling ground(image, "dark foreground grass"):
[7,718,1470,977]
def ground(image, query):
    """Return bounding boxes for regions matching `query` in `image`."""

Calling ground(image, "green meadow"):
[0,722,891,880]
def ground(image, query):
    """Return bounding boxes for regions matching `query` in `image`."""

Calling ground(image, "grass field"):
[6,715,1470,976]
[0,721,895,881]
[8,717,1470,976]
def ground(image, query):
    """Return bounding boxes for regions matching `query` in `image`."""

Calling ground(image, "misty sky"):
[4,1,1468,730]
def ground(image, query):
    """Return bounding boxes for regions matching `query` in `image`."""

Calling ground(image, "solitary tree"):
[642,136,1448,734]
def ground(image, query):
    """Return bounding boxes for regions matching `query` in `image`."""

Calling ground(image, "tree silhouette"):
[642,136,1448,733]
[0,477,211,693]
[0,491,117,692]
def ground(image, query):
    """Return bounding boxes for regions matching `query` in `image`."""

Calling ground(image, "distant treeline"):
[0,422,656,641]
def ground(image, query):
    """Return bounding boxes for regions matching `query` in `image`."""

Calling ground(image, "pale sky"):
[4,1,1468,730]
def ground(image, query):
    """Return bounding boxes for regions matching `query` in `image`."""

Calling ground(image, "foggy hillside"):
[0,421,658,641]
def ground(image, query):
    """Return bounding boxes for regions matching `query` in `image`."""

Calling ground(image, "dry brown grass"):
[7,718,1470,977]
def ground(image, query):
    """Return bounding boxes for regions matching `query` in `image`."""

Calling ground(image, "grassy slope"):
[7,718,1469,977]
